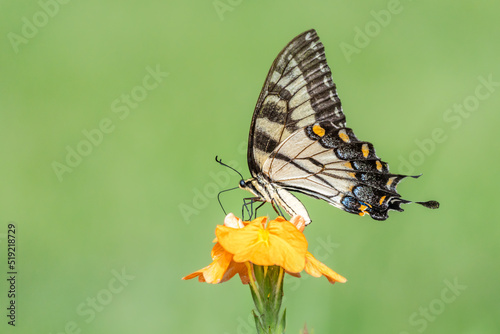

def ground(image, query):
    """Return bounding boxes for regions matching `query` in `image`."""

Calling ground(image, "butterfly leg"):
[242,197,265,221]
[253,201,266,218]
[270,199,285,218]
[242,198,254,220]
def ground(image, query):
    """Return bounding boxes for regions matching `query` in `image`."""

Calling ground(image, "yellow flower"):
[183,214,346,284]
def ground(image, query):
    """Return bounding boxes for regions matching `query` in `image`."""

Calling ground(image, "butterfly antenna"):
[215,156,245,181]
[217,186,239,215]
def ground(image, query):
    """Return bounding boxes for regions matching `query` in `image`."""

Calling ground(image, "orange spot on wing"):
[313,124,325,137]
[387,177,394,188]
[376,160,383,171]
[338,130,350,143]
[361,144,369,158]
[379,196,386,205]
[358,203,370,216]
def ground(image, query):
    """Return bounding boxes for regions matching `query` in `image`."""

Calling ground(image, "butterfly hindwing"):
[263,121,411,220]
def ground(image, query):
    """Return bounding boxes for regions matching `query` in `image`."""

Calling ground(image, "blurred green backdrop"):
[1,0,499,333]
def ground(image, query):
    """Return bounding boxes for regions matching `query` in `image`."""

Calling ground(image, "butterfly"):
[238,29,439,225]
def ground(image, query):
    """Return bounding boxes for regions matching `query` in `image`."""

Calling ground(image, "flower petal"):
[224,213,245,229]
[216,219,263,253]
[182,269,207,282]
[183,243,233,284]
[217,217,308,273]
[221,261,250,284]
[285,270,301,278]
[304,252,347,284]
[266,219,308,272]
[203,244,233,283]
[210,242,226,260]
[290,215,306,232]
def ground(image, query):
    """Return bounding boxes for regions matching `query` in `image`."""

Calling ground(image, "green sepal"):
[277,308,287,333]
[252,310,267,334]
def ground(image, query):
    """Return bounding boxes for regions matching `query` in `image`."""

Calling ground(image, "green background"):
[1,0,499,333]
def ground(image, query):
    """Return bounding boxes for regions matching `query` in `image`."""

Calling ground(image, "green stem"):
[249,264,286,334]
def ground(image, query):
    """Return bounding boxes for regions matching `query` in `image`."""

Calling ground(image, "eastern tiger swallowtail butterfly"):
[238,29,439,225]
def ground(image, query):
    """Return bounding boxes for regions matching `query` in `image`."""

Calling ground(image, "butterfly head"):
[239,178,258,196]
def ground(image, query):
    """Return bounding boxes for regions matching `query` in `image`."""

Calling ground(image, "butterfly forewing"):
[248,29,346,177]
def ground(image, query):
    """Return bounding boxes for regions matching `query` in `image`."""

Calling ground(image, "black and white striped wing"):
[248,29,438,220]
